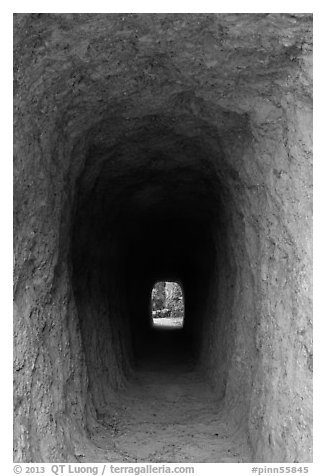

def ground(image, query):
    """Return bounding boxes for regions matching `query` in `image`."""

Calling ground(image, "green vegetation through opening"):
[151,281,184,328]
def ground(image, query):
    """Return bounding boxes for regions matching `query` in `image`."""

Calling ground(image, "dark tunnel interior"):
[71,126,222,377]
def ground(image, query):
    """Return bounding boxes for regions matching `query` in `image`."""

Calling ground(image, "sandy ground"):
[79,330,251,463]
[153,317,184,328]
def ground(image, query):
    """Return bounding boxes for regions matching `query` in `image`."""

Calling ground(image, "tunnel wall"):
[71,217,132,424]
[13,126,89,460]
[14,13,312,463]
[198,94,312,461]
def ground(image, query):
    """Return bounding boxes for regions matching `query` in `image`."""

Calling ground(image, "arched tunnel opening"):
[13,13,312,463]
[150,281,185,328]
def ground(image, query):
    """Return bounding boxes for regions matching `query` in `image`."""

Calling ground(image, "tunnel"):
[13,13,313,463]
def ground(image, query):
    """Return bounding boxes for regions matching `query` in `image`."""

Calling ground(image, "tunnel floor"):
[78,329,251,463]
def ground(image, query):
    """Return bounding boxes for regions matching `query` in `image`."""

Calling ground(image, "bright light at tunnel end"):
[151,281,185,329]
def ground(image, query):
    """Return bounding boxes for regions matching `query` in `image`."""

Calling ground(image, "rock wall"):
[14,13,312,462]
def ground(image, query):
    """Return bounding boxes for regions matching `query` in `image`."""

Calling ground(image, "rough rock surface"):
[13,14,312,463]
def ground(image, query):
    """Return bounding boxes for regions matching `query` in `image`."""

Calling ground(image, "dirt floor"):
[153,317,184,329]
[78,329,251,463]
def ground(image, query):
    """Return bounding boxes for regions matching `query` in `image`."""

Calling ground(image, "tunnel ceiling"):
[14,13,312,167]
[14,14,312,240]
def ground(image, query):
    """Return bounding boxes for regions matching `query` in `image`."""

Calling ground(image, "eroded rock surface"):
[14,14,312,462]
